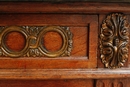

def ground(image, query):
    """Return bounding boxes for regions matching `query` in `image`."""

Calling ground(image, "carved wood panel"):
[96,79,129,87]
[0,14,98,69]
[100,13,130,68]
[0,26,72,58]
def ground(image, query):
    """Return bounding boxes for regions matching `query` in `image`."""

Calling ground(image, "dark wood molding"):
[0,0,130,2]
[0,2,130,14]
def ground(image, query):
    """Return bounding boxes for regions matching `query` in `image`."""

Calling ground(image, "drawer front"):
[0,14,98,69]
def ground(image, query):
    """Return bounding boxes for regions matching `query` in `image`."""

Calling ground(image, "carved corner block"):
[100,13,130,68]
[0,26,73,58]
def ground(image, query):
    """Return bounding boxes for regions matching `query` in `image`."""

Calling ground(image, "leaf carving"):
[100,13,129,68]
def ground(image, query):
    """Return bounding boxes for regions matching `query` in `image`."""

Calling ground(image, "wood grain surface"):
[0,14,98,69]
[0,68,129,79]
[0,2,130,14]
[0,2,129,87]
[96,79,130,87]
[0,79,93,87]
[4,31,26,52]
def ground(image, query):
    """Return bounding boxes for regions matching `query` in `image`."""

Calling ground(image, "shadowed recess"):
[4,31,26,52]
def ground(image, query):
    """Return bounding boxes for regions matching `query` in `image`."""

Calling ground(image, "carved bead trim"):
[100,13,129,68]
[0,26,73,58]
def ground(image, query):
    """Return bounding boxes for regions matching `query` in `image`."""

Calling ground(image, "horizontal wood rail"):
[0,67,130,80]
[0,2,130,14]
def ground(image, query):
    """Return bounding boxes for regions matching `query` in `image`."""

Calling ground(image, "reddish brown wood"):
[0,14,98,69]
[0,2,130,14]
[42,27,88,56]
[96,79,130,87]
[98,14,107,68]
[0,2,130,87]
[0,57,96,69]
[70,27,88,56]
[0,79,93,87]
[5,31,26,52]
[0,68,129,80]
[43,31,63,52]
[0,14,93,26]
[3,27,88,57]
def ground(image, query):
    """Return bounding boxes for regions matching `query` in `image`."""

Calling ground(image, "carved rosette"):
[0,26,73,58]
[100,13,129,68]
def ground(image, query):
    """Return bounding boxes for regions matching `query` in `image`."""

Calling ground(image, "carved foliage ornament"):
[0,26,73,58]
[100,13,129,68]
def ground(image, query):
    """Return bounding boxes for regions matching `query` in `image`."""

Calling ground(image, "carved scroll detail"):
[100,13,129,68]
[0,26,73,58]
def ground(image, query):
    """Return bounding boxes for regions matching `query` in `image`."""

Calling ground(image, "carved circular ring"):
[1,26,29,57]
[38,26,69,57]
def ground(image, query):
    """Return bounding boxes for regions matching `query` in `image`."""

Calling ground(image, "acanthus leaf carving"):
[100,13,129,68]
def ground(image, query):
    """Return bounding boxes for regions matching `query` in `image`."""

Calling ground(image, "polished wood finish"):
[5,31,26,52]
[0,2,130,14]
[100,13,129,69]
[0,79,93,87]
[0,2,130,87]
[43,31,63,52]
[98,14,130,68]
[96,79,130,87]
[1,0,130,2]
[0,14,98,69]
[0,14,95,26]
[0,68,130,80]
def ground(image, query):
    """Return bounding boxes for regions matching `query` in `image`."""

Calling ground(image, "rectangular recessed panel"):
[0,14,98,69]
